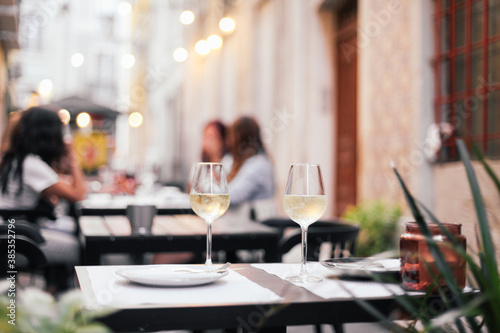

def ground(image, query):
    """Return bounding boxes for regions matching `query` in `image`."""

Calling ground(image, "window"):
[434,0,500,161]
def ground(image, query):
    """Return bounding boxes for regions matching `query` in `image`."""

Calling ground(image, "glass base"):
[285,275,322,283]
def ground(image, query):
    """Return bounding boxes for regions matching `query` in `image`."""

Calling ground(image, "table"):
[79,214,280,264]
[78,192,194,216]
[75,263,416,332]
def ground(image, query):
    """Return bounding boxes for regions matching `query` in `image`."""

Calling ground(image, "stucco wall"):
[434,161,500,264]
[358,0,431,209]
[357,0,500,261]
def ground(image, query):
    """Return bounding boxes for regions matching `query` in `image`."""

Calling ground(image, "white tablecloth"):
[85,265,283,307]
[252,263,406,300]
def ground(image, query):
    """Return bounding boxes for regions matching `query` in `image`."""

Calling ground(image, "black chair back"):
[262,218,360,262]
[0,222,47,272]
[0,208,56,224]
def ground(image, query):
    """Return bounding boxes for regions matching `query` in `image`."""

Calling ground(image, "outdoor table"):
[78,214,280,264]
[75,262,416,332]
[78,191,194,216]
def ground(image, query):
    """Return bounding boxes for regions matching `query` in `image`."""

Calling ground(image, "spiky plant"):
[345,139,500,332]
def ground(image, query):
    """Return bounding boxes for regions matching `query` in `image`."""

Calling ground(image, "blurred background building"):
[0,0,499,253]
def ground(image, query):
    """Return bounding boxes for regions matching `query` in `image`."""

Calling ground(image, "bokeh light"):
[195,40,210,55]
[58,109,71,125]
[71,53,84,67]
[173,48,188,62]
[219,17,235,33]
[129,112,143,127]
[207,35,223,49]
[76,112,91,128]
[118,1,132,16]
[38,79,53,97]
[121,54,136,68]
[180,10,195,25]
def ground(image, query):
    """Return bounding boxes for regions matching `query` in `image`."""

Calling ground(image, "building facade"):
[170,0,500,256]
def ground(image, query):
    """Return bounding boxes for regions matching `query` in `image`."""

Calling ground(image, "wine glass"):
[189,163,230,266]
[283,163,327,282]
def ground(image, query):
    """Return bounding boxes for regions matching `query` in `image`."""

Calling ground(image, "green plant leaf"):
[471,143,500,193]
[456,139,500,332]
[342,200,401,256]
[392,164,463,297]
[457,140,497,270]
[456,141,499,286]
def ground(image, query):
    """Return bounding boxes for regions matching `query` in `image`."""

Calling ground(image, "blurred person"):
[200,120,233,177]
[224,116,276,262]
[0,107,87,287]
[0,111,22,155]
[226,116,275,210]
[0,107,86,208]
[201,120,228,163]
[186,120,232,192]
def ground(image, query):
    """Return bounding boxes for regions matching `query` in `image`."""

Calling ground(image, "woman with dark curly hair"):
[0,107,86,285]
[0,107,86,208]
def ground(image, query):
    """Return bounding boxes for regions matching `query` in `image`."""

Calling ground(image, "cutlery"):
[174,262,231,273]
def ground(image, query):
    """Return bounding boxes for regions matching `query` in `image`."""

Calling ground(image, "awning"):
[42,95,121,119]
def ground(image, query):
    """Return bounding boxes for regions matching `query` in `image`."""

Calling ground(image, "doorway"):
[334,0,358,216]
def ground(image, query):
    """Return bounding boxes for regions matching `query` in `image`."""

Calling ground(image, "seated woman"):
[153,120,232,265]
[0,107,87,287]
[226,116,275,212]
[201,120,232,168]
[223,116,276,262]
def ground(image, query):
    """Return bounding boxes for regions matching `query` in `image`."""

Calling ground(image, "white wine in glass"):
[190,163,230,266]
[283,163,327,283]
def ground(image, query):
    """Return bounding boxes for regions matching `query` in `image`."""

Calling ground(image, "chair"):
[0,208,79,291]
[0,221,47,273]
[261,218,360,261]
[261,218,360,333]
[0,207,56,224]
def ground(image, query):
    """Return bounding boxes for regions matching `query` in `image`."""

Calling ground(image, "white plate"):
[115,265,229,287]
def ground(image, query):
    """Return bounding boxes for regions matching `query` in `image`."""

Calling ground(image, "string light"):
[58,109,71,125]
[118,1,132,16]
[71,53,84,67]
[195,40,210,55]
[76,112,91,128]
[38,79,53,97]
[129,112,143,127]
[122,54,136,68]
[180,10,195,25]
[207,35,223,49]
[219,17,235,33]
[173,48,188,62]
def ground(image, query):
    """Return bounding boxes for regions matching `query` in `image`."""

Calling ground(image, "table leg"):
[84,245,101,265]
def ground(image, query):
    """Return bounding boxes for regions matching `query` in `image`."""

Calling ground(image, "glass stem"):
[300,225,308,278]
[205,220,213,266]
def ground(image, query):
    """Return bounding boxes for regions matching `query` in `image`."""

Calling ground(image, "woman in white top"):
[0,108,86,208]
[0,107,87,279]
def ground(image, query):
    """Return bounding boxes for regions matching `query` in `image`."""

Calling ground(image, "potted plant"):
[350,139,500,332]
[342,200,402,257]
